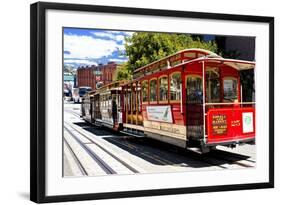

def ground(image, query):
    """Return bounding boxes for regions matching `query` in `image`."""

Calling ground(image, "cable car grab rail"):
[204,102,255,105]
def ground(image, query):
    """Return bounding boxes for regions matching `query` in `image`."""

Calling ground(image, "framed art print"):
[30,2,274,203]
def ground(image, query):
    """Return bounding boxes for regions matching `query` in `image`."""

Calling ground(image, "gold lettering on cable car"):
[212,114,227,135]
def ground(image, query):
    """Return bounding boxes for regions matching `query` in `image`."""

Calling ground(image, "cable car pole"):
[202,60,206,145]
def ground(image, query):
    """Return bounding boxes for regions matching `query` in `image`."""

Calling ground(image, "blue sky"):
[63,28,215,69]
[64,28,133,68]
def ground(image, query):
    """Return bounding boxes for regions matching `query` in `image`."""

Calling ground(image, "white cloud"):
[92,32,116,39]
[64,59,97,66]
[125,32,134,36]
[64,34,121,59]
[106,30,134,37]
[109,58,127,63]
[105,31,122,34]
[91,31,126,42]
[115,44,125,51]
[115,35,125,42]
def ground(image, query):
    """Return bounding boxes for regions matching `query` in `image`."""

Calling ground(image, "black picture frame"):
[30,1,274,203]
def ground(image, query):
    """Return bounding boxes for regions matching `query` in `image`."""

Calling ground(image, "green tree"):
[114,62,132,80]
[124,32,218,73]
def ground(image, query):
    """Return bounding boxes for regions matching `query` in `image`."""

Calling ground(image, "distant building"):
[76,62,117,90]
[63,73,75,98]
[215,36,255,61]
[64,73,75,90]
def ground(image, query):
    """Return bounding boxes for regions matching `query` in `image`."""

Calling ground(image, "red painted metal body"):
[130,49,255,151]
[206,107,255,144]
[82,49,255,152]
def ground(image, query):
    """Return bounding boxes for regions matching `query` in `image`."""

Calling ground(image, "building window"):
[141,81,148,102]
[170,72,181,101]
[149,79,157,102]
[223,77,238,102]
[159,76,168,101]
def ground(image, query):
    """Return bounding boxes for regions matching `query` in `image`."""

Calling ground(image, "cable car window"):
[206,68,220,102]
[223,78,238,102]
[170,72,181,101]
[159,76,168,101]
[137,90,141,111]
[128,92,131,111]
[132,86,136,111]
[141,81,148,102]
[137,83,141,111]
[105,95,108,107]
[108,97,112,106]
[149,79,157,102]
[186,76,202,103]
[101,95,104,107]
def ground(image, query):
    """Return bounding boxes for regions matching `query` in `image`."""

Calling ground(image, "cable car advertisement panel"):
[207,107,255,144]
[146,105,173,123]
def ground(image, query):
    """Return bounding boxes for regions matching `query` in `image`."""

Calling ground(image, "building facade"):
[64,74,75,91]
[76,62,117,90]
[215,36,255,61]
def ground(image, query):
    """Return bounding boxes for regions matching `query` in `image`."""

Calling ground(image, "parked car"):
[64,89,72,101]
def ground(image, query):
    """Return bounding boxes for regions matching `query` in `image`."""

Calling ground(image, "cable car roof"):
[133,48,221,73]
[94,80,128,94]
[133,48,255,78]
[190,57,255,71]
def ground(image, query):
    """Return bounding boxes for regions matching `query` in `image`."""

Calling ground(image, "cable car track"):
[105,137,179,167]
[64,125,117,174]
[64,109,81,118]
[63,138,88,176]
[104,134,255,169]
[64,121,140,174]
[106,137,229,169]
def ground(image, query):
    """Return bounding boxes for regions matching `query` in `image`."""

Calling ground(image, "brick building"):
[76,62,117,90]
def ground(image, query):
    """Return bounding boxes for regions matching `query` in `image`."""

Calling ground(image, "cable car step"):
[120,130,144,138]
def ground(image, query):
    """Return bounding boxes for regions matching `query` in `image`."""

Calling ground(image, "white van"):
[72,87,92,103]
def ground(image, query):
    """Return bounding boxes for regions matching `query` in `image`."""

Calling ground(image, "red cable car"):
[82,48,255,153]
[121,49,255,153]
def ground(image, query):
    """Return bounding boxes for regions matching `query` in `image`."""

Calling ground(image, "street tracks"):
[64,121,140,176]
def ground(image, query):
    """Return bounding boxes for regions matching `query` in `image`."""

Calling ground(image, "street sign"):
[93,70,102,75]
[95,76,101,81]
